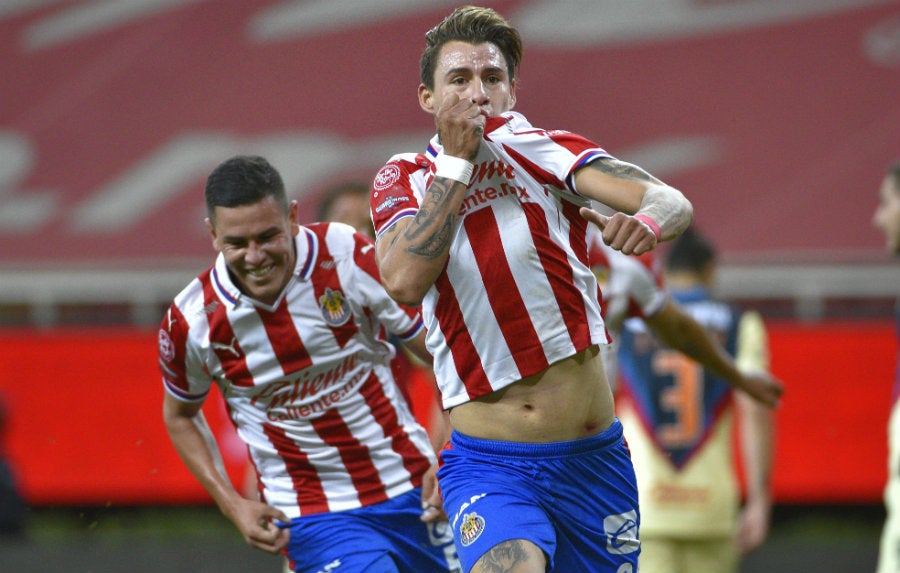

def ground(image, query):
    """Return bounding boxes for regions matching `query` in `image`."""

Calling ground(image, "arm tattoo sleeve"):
[403,176,460,259]
[590,157,662,185]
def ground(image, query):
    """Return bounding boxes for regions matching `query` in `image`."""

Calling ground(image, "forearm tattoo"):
[403,176,459,259]
[591,157,692,240]
[591,157,661,185]
[475,539,533,573]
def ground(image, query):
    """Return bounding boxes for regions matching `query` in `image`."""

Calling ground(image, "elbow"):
[375,246,433,306]
[682,195,694,224]
[660,190,694,241]
[681,194,693,217]
[381,275,427,307]
[388,288,425,308]
[676,193,694,231]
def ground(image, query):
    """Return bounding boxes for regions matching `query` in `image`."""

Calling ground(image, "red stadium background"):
[0,321,894,506]
[0,1,898,508]
[1,0,898,264]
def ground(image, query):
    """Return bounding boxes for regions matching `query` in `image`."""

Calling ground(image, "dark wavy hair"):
[420,5,522,90]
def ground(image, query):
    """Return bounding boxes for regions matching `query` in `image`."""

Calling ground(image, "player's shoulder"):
[303,222,375,266]
[305,221,352,255]
[374,152,428,189]
[382,151,422,165]
[160,272,212,344]
[169,269,213,319]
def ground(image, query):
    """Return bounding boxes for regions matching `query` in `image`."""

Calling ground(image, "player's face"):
[425,40,516,118]
[873,174,900,256]
[208,196,299,305]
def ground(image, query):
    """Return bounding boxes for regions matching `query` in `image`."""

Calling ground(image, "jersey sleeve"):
[349,230,425,342]
[370,153,426,238]
[157,288,212,403]
[494,118,611,196]
[589,228,667,329]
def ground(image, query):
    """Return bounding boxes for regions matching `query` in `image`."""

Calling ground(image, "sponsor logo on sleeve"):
[374,195,409,214]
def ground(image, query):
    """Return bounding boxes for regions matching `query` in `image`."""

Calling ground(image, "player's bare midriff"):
[448,345,616,443]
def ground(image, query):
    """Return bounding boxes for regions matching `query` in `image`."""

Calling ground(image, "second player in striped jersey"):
[159,155,459,573]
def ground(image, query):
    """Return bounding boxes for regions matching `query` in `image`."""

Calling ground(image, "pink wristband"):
[634,214,662,241]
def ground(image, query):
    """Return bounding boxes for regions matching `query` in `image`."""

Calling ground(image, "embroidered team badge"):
[373,163,401,191]
[458,512,486,547]
[319,288,351,326]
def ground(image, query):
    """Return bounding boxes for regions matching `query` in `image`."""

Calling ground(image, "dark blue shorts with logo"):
[282,487,460,573]
[437,418,640,573]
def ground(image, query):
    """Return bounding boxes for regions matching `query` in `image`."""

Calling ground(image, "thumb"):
[579,207,609,229]
[263,505,289,524]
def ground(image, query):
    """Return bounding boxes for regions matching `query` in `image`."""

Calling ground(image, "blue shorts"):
[437,419,640,573]
[282,488,460,573]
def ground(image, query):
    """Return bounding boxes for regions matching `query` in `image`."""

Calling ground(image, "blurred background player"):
[159,155,458,572]
[875,160,900,573]
[315,181,375,238]
[608,226,775,573]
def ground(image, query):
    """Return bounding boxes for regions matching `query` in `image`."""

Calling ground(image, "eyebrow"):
[445,65,506,77]
[222,226,281,242]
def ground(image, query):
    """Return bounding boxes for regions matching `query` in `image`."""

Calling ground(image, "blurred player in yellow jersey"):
[593,225,776,573]
[875,161,900,573]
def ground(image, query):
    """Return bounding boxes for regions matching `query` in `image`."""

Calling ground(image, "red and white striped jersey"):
[587,226,668,388]
[587,226,667,328]
[157,222,434,520]
[371,111,612,409]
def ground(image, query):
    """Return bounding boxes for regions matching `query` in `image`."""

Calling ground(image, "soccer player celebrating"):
[158,155,459,573]
[370,6,780,573]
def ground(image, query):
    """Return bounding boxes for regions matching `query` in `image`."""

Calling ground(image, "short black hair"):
[204,155,287,219]
[666,225,716,274]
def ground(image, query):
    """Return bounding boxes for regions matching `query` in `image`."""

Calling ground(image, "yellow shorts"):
[638,535,738,573]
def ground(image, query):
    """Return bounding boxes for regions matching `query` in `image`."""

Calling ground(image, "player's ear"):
[418,84,435,113]
[509,78,517,110]
[205,217,218,247]
[288,201,300,236]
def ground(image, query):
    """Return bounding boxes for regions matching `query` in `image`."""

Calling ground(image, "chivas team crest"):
[319,288,351,326]
[459,512,485,547]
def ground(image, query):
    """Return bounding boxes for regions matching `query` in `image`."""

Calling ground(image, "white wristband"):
[434,154,474,185]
